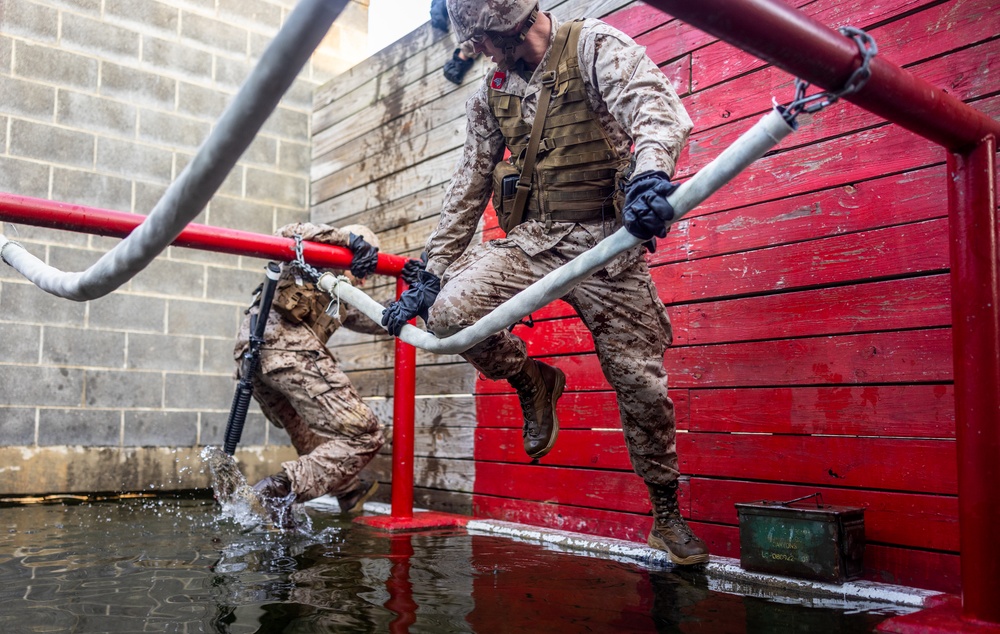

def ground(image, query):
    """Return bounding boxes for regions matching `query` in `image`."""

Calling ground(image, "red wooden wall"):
[469,0,1000,594]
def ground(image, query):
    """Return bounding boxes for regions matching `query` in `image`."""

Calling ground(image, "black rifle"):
[223,262,281,455]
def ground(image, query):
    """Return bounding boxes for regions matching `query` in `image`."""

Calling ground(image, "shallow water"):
[0,498,913,633]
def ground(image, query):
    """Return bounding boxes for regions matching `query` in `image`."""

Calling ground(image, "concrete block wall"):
[0,0,369,495]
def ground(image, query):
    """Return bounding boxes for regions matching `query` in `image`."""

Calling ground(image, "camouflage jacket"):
[423,13,693,280]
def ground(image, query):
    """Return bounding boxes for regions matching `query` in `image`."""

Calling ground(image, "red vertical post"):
[390,276,417,520]
[948,137,1000,625]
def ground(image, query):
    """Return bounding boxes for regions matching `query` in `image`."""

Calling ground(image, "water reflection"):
[0,499,910,633]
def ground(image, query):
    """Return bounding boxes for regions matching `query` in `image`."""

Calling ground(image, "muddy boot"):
[508,359,566,459]
[647,481,709,566]
[337,477,379,514]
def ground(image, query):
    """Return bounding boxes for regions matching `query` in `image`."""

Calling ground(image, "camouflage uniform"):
[424,13,692,487]
[234,223,385,502]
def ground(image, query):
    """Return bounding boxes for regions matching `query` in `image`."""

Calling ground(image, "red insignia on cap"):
[491,70,507,90]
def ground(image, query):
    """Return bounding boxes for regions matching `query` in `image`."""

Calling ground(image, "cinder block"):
[100,63,177,109]
[43,326,126,368]
[0,408,36,446]
[52,168,133,212]
[104,0,180,38]
[267,423,292,447]
[203,336,238,375]
[124,410,198,446]
[0,156,50,200]
[218,0,282,32]
[181,12,249,56]
[38,408,120,446]
[167,298,241,338]
[9,119,95,169]
[201,410,268,448]
[208,196,275,234]
[143,36,213,82]
[206,264,266,305]
[279,139,310,174]
[42,0,102,14]
[85,368,164,408]
[164,372,234,410]
[134,180,168,214]
[177,81,229,120]
[245,167,306,208]
[0,365,84,407]
[13,41,99,91]
[128,257,206,298]
[95,137,173,184]
[1,2,59,42]
[61,12,140,61]
[138,108,211,150]
[1,282,87,325]
[89,293,166,333]
[0,75,56,120]
[57,91,137,139]
[214,56,253,92]
[47,243,104,272]
[126,332,202,372]
[1,36,11,73]
[0,323,41,363]
[242,134,278,168]
[260,107,308,141]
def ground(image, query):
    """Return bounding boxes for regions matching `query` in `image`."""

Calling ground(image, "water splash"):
[200,446,309,533]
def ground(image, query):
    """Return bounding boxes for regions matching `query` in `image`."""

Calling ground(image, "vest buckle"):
[540,70,557,86]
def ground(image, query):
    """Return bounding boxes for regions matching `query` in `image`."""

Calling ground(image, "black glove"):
[348,232,379,280]
[252,471,291,501]
[621,171,678,250]
[400,252,427,286]
[429,0,450,31]
[381,269,440,336]
[443,49,475,85]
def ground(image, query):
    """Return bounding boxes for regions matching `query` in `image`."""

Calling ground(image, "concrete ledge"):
[0,445,297,495]
[466,519,942,609]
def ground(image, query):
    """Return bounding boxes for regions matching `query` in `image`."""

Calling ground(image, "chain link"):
[780,26,878,125]
[291,234,324,282]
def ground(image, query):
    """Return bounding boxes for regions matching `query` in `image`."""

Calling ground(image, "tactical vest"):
[488,20,631,233]
[270,266,339,343]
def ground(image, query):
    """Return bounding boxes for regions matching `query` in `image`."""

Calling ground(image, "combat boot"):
[508,359,565,459]
[337,477,379,514]
[647,481,710,565]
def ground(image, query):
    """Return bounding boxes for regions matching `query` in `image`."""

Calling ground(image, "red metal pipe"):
[0,192,408,276]
[642,0,1000,152]
[947,137,1000,624]
[390,276,417,519]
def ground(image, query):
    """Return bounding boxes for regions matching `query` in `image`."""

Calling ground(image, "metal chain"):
[291,234,324,282]
[780,26,878,125]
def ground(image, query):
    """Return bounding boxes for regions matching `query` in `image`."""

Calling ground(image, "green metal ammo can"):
[735,494,865,583]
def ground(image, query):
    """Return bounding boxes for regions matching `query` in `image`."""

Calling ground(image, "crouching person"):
[234,222,387,515]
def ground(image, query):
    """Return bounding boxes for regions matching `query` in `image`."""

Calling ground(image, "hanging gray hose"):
[318,106,797,355]
[0,0,349,301]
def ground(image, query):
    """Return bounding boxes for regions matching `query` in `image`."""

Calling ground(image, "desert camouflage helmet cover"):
[341,224,379,249]
[446,0,539,45]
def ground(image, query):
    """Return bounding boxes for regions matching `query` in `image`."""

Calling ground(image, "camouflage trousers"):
[427,226,679,485]
[245,347,384,501]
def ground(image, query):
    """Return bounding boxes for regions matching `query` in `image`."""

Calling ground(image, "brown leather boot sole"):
[648,529,710,566]
[526,367,566,459]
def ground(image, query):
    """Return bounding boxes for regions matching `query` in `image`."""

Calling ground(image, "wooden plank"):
[686,478,959,551]
[666,329,953,388]
[658,166,948,263]
[368,394,478,429]
[384,422,477,459]
[475,428,634,470]
[653,219,949,304]
[473,494,653,543]
[479,329,952,393]
[602,3,673,38]
[690,0,938,91]
[347,361,477,397]
[474,461,650,513]
[475,389,692,430]
[314,182,448,231]
[689,384,954,438]
[673,275,952,345]
[678,433,956,494]
[368,454,475,492]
